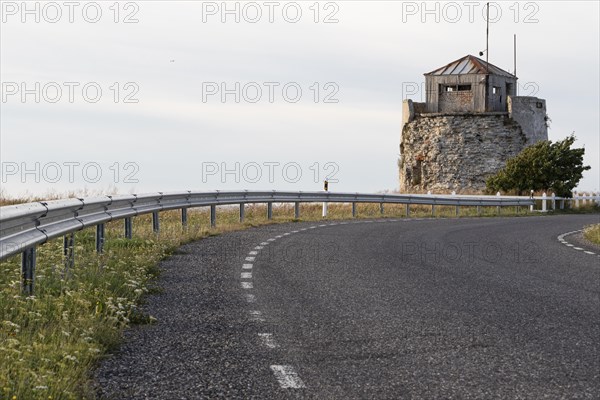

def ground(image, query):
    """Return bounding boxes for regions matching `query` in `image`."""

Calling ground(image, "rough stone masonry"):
[399,55,549,193]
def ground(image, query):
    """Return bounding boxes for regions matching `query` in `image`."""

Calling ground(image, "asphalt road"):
[95,214,600,399]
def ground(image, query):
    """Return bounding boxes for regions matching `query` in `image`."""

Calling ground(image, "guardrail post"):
[352,202,357,218]
[405,203,410,217]
[124,217,133,239]
[551,193,556,210]
[379,203,384,216]
[431,204,435,217]
[152,211,160,233]
[574,191,579,208]
[181,208,188,227]
[21,247,36,295]
[239,204,245,223]
[542,192,547,212]
[322,201,328,218]
[267,202,273,220]
[496,192,501,215]
[96,224,105,253]
[294,202,300,219]
[477,205,481,215]
[210,205,216,227]
[63,233,75,273]
[451,191,459,216]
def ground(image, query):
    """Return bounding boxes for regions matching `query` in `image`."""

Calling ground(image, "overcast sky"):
[1,0,598,197]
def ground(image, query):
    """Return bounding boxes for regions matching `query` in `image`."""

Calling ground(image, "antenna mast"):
[514,34,518,95]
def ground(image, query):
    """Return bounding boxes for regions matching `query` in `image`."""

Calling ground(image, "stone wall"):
[399,112,527,193]
[438,91,474,113]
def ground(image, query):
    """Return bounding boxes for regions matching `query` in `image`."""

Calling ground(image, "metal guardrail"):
[0,189,591,294]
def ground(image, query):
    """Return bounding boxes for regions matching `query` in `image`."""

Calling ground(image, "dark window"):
[444,85,471,92]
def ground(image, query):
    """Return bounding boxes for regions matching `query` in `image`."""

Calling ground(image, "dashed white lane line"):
[242,263,253,270]
[245,256,256,262]
[267,238,276,242]
[241,282,254,289]
[276,235,283,238]
[244,294,256,303]
[241,272,252,279]
[249,250,258,255]
[283,232,291,236]
[254,246,264,250]
[270,365,306,389]
[557,230,598,257]
[258,333,278,349]
[249,310,265,322]
[261,242,269,245]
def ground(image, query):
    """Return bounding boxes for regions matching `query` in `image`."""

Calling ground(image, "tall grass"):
[583,224,600,245]
[0,199,594,398]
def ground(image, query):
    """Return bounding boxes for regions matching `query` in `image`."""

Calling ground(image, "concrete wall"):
[399,113,527,193]
[508,96,548,144]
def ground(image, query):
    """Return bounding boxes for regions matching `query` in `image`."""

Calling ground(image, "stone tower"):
[399,55,548,193]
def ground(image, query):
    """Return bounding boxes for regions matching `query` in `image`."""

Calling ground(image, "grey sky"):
[1,1,598,196]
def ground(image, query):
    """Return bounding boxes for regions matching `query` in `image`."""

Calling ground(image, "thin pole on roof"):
[514,34,518,95]
[486,2,489,73]
[484,2,490,111]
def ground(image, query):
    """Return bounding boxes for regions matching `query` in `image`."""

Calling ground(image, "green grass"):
[583,224,600,245]
[0,200,598,398]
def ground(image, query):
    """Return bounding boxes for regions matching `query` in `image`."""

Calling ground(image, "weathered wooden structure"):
[424,54,517,113]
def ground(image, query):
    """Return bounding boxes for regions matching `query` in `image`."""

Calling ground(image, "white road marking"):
[249,251,258,255]
[261,242,269,245]
[573,247,584,251]
[283,232,291,236]
[292,230,299,233]
[276,235,283,238]
[242,264,253,270]
[584,251,596,255]
[267,238,276,242]
[241,272,252,279]
[309,226,317,229]
[318,224,327,227]
[566,244,574,247]
[245,294,256,303]
[258,333,278,349]
[249,310,265,322]
[270,365,306,389]
[241,282,253,289]
[255,246,264,250]
[245,256,256,261]
[300,228,307,231]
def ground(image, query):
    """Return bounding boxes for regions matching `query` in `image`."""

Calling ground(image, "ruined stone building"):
[399,54,548,193]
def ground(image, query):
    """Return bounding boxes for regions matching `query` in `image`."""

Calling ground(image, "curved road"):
[96,214,600,399]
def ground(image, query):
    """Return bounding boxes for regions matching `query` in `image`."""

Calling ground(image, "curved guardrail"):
[0,189,577,293]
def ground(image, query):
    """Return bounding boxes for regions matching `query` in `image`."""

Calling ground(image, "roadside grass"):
[1,198,598,398]
[583,224,600,245]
